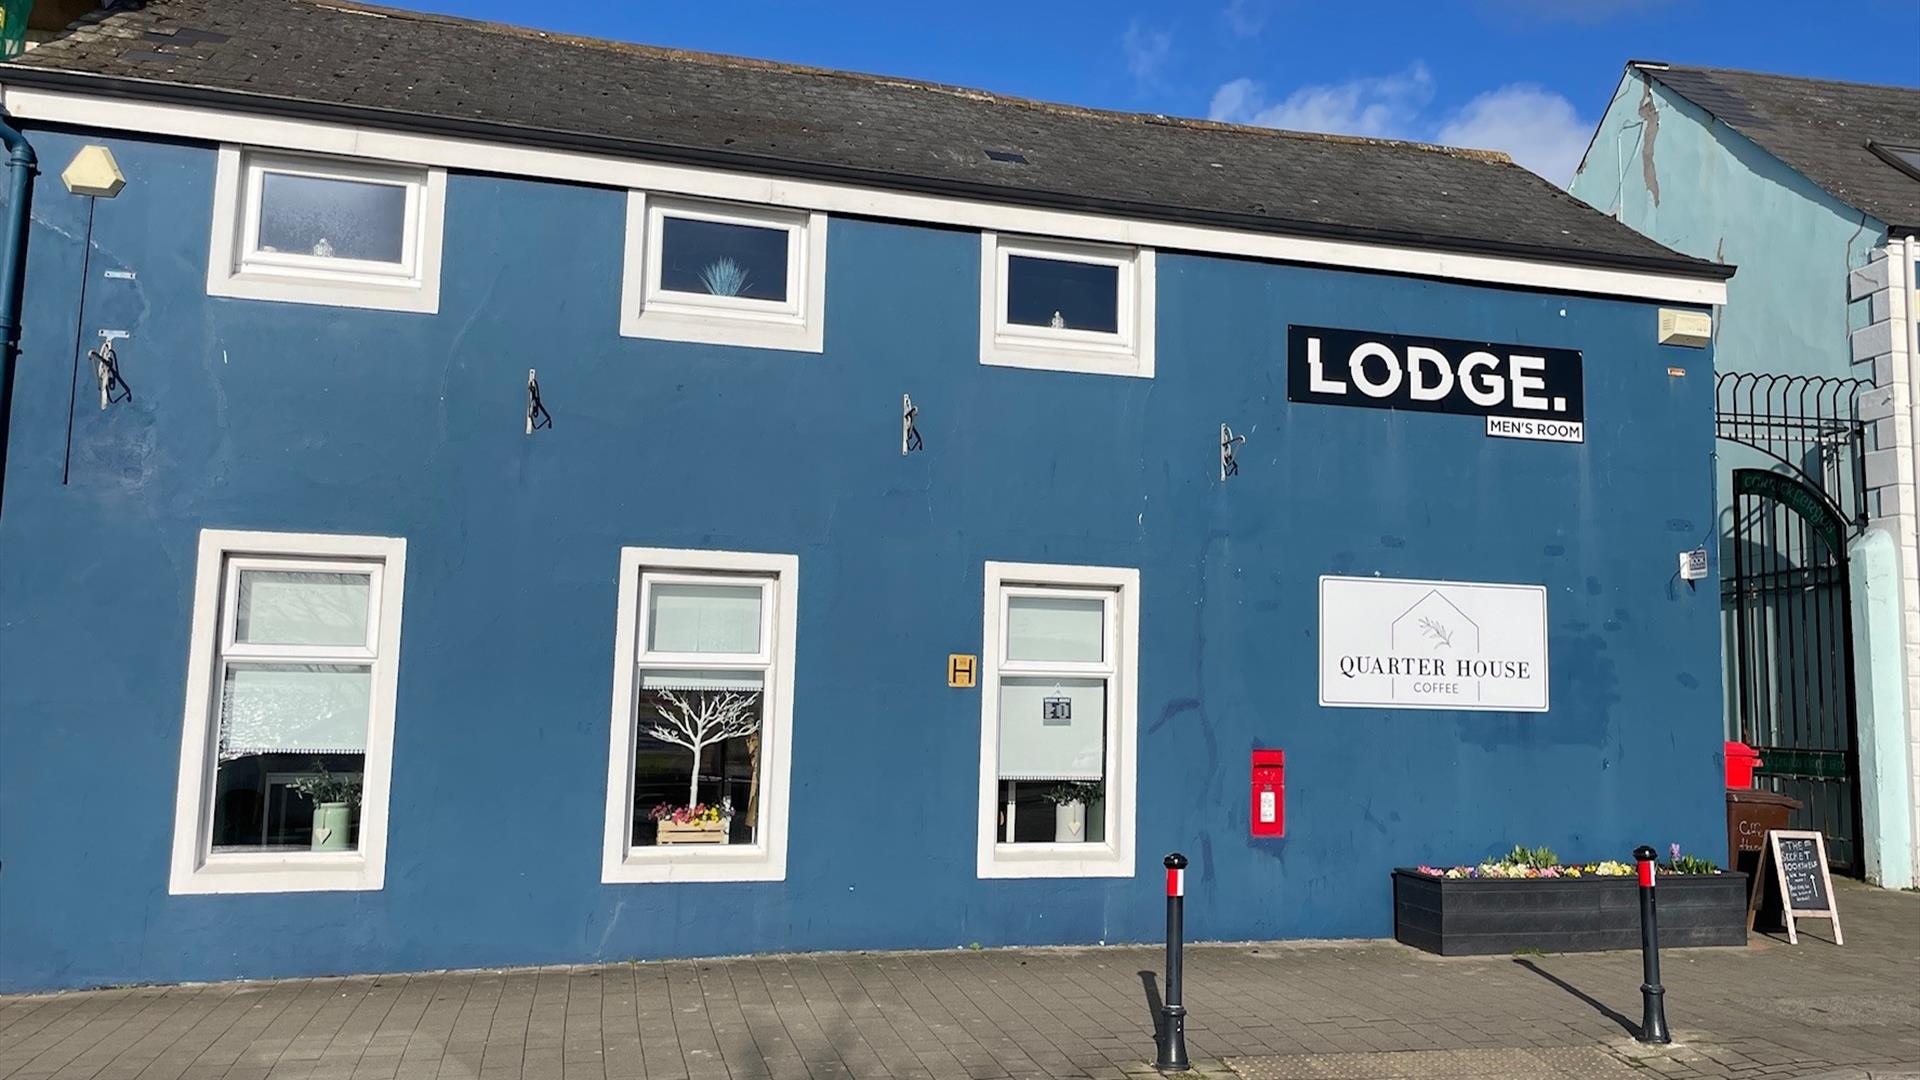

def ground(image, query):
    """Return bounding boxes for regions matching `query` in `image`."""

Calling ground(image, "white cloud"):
[1434,84,1591,185]
[1122,20,1173,86]
[1222,0,1269,37]
[1206,63,1434,139]
[1206,65,1591,185]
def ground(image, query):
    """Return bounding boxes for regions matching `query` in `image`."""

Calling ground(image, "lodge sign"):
[1287,325,1585,425]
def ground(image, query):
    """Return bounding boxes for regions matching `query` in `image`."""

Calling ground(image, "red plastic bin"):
[1724,741,1763,790]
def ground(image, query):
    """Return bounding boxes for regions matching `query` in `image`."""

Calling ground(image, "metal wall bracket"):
[89,338,131,410]
[526,368,553,434]
[902,393,923,455]
[1220,423,1246,481]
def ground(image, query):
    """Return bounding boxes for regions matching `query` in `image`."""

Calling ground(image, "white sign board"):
[1319,576,1549,711]
[1485,416,1585,443]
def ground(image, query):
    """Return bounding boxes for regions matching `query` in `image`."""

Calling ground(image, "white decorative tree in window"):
[645,689,762,809]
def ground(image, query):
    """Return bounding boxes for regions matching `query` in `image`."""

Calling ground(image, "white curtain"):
[638,668,765,692]
[219,664,372,759]
[998,677,1105,781]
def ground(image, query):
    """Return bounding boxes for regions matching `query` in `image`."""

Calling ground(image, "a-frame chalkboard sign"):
[1746,829,1843,945]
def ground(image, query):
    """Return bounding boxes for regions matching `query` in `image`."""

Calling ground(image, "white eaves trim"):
[0,85,1728,306]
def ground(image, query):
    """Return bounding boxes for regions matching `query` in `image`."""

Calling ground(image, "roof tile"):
[4,0,1720,275]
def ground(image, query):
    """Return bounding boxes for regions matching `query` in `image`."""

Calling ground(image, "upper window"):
[980,233,1156,378]
[603,548,799,883]
[621,193,828,352]
[978,562,1139,879]
[169,530,407,894]
[207,147,446,313]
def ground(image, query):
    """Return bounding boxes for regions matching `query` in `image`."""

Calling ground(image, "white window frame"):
[980,232,1156,378]
[207,145,446,314]
[620,193,827,352]
[978,561,1139,879]
[168,529,408,895]
[603,547,799,883]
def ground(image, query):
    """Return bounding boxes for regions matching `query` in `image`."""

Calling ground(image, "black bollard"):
[1633,845,1671,1044]
[1156,852,1191,1073]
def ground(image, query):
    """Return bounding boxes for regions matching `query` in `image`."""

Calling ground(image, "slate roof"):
[0,0,1727,280]
[1636,62,1920,233]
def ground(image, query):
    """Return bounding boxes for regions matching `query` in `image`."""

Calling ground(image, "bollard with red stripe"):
[1633,845,1671,1044]
[1155,852,1191,1073]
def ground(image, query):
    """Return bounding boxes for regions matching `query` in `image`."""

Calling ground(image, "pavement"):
[3,881,1916,1080]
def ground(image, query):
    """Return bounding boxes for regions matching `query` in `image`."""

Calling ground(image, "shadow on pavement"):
[1513,957,1642,1039]
[1138,969,1167,1053]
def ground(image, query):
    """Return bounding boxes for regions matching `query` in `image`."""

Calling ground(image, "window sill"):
[981,337,1152,378]
[602,843,785,884]
[170,851,382,895]
[208,267,440,314]
[979,841,1133,879]
[620,305,823,353]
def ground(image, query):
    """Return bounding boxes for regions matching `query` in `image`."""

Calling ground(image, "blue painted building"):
[1571,64,1920,887]
[0,2,1734,991]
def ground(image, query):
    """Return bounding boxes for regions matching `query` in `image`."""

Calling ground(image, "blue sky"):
[403,0,1917,185]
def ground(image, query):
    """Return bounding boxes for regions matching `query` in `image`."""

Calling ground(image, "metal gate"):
[1716,373,1867,874]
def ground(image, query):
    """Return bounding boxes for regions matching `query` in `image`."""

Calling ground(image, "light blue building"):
[0,3,1734,991]
[1571,64,1920,889]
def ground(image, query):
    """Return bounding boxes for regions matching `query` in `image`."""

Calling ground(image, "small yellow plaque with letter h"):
[947,654,977,688]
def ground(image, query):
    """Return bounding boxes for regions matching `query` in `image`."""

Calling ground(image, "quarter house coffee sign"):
[1319,576,1549,712]
[1287,325,1586,444]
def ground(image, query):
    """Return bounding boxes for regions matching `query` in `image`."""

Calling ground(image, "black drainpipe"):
[0,106,37,525]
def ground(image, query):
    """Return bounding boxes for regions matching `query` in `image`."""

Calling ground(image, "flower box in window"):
[655,818,731,845]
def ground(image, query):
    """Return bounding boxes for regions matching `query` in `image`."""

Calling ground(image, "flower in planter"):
[649,800,730,826]
[1660,845,1720,875]
[1419,850,1653,879]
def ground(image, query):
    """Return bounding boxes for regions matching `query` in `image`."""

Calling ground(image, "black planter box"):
[1392,869,1751,956]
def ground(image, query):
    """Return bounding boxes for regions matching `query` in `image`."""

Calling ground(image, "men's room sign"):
[1287,325,1585,443]
[1319,576,1549,711]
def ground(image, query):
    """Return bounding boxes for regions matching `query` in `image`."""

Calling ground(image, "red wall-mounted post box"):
[1251,749,1285,837]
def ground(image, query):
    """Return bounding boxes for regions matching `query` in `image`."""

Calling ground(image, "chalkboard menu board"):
[1747,830,1843,945]
[1777,835,1829,911]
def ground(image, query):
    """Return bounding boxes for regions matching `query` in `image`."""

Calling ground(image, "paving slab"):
[3,882,1914,1080]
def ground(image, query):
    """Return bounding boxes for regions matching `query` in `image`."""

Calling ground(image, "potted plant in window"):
[291,763,360,852]
[1042,781,1103,842]
[643,689,760,845]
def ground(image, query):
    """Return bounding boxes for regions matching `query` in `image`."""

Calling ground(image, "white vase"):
[1054,800,1087,842]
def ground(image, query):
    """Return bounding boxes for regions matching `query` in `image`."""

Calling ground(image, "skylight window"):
[1869,141,1920,184]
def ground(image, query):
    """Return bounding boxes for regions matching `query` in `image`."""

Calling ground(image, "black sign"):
[1287,325,1584,422]
[1042,696,1071,723]
[1777,835,1830,911]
